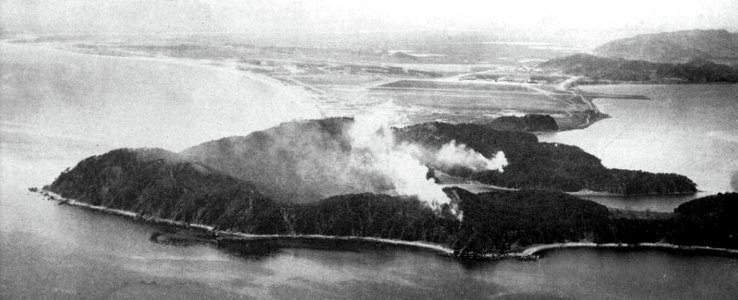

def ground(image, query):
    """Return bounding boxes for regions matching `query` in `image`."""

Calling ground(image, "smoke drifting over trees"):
[182,109,507,206]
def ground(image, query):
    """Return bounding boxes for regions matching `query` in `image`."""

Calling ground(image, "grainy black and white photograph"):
[1,1,737,299]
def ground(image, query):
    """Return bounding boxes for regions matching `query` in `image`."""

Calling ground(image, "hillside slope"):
[46,149,737,255]
[540,53,738,83]
[180,118,359,203]
[48,148,286,234]
[182,118,697,202]
[593,29,738,64]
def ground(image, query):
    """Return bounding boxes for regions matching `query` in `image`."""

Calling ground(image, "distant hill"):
[594,29,738,64]
[389,51,419,61]
[540,53,738,83]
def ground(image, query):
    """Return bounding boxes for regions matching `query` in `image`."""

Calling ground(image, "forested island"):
[44,147,737,257]
[40,118,732,258]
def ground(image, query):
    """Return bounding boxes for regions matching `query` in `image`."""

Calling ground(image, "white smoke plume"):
[346,102,507,208]
[348,103,451,208]
[185,101,508,212]
[436,140,508,172]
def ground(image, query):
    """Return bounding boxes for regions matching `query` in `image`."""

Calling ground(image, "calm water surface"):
[2,43,738,299]
[540,84,738,211]
[3,179,738,299]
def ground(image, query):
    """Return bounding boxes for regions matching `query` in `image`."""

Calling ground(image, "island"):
[38,119,730,259]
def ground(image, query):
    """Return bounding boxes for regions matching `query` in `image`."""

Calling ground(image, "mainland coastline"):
[4,40,626,132]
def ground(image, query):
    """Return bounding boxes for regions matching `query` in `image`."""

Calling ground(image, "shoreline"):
[4,41,612,133]
[520,242,738,257]
[567,189,698,198]
[36,190,738,260]
[0,42,323,113]
[440,182,697,199]
[38,191,456,257]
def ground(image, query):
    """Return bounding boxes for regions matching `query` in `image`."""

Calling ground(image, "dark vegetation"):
[480,114,558,132]
[182,118,695,198]
[540,53,738,83]
[671,193,738,249]
[289,193,458,245]
[180,118,357,203]
[47,148,737,256]
[49,148,286,234]
[395,122,696,195]
[448,188,612,254]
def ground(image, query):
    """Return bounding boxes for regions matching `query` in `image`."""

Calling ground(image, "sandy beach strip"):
[38,191,455,257]
[39,190,736,260]
[520,242,738,257]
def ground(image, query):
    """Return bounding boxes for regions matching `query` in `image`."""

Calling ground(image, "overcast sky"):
[2,0,737,47]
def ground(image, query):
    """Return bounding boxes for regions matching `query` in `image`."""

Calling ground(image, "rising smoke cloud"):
[345,102,507,207]
[436,140,507,173]
[348,104,450,207]
[184,102,508,209]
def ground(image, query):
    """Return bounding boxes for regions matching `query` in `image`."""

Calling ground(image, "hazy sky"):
[2,0,737,46]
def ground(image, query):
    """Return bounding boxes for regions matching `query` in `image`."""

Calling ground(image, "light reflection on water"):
[2,44,738,299]
[539,84,738,211]
[3,140,738,299]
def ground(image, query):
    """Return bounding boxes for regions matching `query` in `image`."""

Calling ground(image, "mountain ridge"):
[594,29,738,64]
[540,53,738,83]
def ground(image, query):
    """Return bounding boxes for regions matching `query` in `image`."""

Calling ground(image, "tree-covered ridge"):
[288,193,458,245]
[481,114,559,132]
[540,53,738,83]
[449,188,612,254]
[47,150,738,256]
[49,148,285,234]
[181,117,357,203]
[672,193,738,249]
[395,122,697,195]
